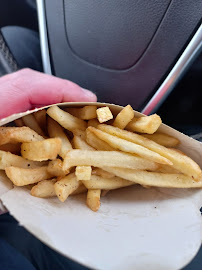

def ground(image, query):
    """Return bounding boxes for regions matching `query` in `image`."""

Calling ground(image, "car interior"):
[0,0,201,269]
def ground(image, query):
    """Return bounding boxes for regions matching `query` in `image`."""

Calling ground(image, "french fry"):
[96,107,113,123]
[66,106,97,120]
[0,150,46,170]
[103,167,202,188]
[98,124,201,180]
[88,127,172,165]
[0,143,21,154]
[31,180,87,198]
[92,168,115,178]
[165,148,202,180]
[72,129,86,140]
[47,105,87,131]
[14,118,24,127]
[31,179,57,198]
[47,159,69,177]
[47,117,72,158]
[0,127,44,145]
[54,173,80,202]
[157,164,181,174]
[126,114,162,134]
[21,138,61,161]
[113,105,135,129]
[82,175,135,190]
[22,114,45,137]
[75,166,92,180]
[63,150,158,171]
[5,166,51,186]
[72,135,95,150]
[86,129,114,151]
[34,109,47,130]
[143,133,180,147]
[87,119,100,128]
[71,183,87,195]
[86,189,101,212]
[168,148,186,155]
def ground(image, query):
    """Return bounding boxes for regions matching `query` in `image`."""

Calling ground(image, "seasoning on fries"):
[1,104,202,212]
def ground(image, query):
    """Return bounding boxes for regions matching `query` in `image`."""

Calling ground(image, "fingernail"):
[81,88,97,99]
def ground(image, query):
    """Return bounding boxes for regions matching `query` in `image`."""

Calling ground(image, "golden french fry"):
[92,168,115,178]
[0,143,21,154]
[168,148,186,155]
[71,183,87,195]
[47,159,69,177]
[66,106,97,120]
[96,107,113,123]
[31,179,57,198]
[5,166,51,186]
[166,148,202,180]
[86,129,114,151]
[63,150,159,171]
[103,167,202,188]
[72,135,95,150]
[75,166,92,180]
[82,175,134,190]
[47,105,87,131]
[31,179,86,198]
[21,138,61,161]
[0,127,44,145]
[113,105,135,129]
[86,189,101,212]
[72,129,86,140]
[34,109,47,130]
[98,124,201,180]
[22,114,45,137]
[126,114,162,134]
[143,133,180,147]
[88,127,172,165]
[47,117,72,158]
[14,118,24,127]
[157,164,181,174]
[0,150,46,170]
[54,173,80,202]
[87,119,100,128]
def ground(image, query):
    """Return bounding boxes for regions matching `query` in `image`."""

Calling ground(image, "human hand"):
[0,68,97,119]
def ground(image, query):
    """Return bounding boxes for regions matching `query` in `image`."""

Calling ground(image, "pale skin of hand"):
[0,68,97,119]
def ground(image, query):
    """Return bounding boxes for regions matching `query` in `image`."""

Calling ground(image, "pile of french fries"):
[0,104,202,212]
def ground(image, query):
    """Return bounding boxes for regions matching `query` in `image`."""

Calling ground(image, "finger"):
[0,69,97,119]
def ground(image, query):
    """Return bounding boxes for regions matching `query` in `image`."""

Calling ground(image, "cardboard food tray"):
[0,102,202,270]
